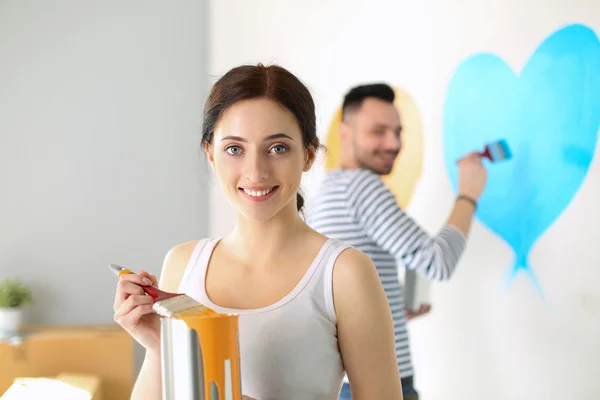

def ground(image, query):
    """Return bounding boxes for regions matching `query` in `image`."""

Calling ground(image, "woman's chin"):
[239,209,278,223]
[236,202,293,223]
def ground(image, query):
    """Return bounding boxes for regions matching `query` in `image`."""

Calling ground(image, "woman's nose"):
[244,153,269,182]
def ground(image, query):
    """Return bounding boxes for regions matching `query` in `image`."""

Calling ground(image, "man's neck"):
[338,154,360,170]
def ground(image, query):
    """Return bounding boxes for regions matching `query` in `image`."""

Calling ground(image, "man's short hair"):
[341,83,395,120]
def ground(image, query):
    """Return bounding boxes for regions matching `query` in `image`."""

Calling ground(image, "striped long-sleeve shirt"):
[306,168,466,379]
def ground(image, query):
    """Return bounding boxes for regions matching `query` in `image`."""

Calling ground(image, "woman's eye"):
[225,146,243,155]
[270,145,287,154]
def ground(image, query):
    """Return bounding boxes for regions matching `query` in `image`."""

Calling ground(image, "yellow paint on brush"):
[173,305,217,319]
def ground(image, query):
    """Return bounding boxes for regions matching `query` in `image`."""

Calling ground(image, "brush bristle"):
[173,305,216,319]
[497,139,512,160]
[489,139,512,161]
[152,294,210,318]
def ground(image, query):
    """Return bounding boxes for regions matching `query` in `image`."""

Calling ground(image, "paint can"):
[161,313,241,400]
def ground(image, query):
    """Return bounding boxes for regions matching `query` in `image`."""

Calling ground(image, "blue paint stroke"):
[442,23,600,298]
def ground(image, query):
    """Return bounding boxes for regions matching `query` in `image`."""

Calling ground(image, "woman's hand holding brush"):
[113,269,161,354]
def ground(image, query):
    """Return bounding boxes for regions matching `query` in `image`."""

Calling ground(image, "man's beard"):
[354,145,398,176]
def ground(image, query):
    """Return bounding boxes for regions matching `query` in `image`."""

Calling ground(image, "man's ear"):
[303,143,317,172]
[339,120,351,142]
[203,142,215,171]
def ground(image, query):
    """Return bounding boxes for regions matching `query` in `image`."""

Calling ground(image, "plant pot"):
[0,307,23,338]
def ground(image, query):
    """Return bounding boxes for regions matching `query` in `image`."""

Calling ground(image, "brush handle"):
[138,280,181,302]
[135,278,181,302]
[478,146,492,160]
[142,285,163,301]
[111,265,180,302]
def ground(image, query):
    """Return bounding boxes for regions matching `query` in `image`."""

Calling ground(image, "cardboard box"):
[0,325,134,400]
[1,374,101,400]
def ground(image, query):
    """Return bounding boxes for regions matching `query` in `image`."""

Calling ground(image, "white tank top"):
[178,237,351,400]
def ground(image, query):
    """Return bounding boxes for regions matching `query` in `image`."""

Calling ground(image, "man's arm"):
[347,170,473,281]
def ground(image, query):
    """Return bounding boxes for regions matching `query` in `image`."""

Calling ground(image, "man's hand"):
[406,303,431,320]
[456,152,487,201]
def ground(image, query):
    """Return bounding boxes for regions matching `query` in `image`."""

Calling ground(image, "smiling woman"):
[111,64,402,400]
[204,97,312,221]
[202,65,319,218]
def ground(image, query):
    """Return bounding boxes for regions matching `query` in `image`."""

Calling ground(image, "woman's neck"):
[225,203,308,268]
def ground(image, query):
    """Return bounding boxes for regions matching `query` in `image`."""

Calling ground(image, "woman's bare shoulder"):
[334,246,376,278]
[157,240,203,292]
[330,245,386,314]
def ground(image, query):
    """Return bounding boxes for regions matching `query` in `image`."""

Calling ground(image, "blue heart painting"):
[442,23,600,299]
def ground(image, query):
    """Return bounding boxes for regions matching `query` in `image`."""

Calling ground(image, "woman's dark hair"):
[202,64,320,212]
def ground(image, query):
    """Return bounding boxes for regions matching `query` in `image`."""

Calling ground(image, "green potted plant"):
[0,278,33,338]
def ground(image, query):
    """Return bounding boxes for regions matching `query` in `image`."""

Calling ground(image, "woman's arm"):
[129,240,199,399]
[333,248,403,400]
[130,351,162,399]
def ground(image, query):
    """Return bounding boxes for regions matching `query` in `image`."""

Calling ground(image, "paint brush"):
[479,139,512,162]
[109,264,216,319]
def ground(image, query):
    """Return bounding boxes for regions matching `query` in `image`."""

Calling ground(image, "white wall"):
[207,1,600,399]
[0,0,210,369]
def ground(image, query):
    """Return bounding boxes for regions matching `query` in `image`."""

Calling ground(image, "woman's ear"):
[303,143,317,172]
[203,142,215,171]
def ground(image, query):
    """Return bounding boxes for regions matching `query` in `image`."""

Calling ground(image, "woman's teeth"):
[243,188,273,197]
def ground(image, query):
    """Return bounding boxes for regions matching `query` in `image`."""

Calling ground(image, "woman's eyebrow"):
[220,133,294,142]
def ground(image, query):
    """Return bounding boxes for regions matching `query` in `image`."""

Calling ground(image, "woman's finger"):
[118,304,155,331]
[114,295,155,321]
[140,269,158,285]
[120,272,154,287]
[114,273,154,307]
[114,280,148,310]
